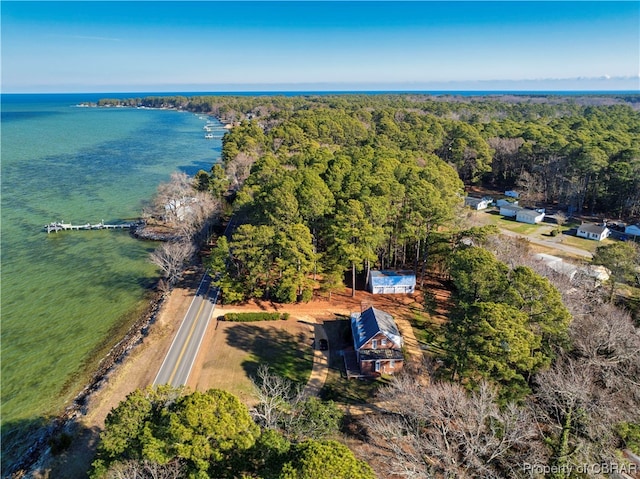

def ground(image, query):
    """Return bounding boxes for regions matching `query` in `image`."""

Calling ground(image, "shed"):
[500,204,522,217]
[577,223,610,241]
[368,270,416,294]
[465,196,490,210]
[516,209,545,224]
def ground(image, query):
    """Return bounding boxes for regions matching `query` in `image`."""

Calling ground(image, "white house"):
[516,209,545,224]
[505,190,520,198]
[625,224,640,238]
[465,196,491,210]
[577,223,610,241]
[500,204,522,217]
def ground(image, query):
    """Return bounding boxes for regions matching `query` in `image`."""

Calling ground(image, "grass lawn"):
[200,321,314,404]
[409,311,448,360]
[557,231,614,253]
[482,211,553,236]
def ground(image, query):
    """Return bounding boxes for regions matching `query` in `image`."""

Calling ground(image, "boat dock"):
[44,220,142,234]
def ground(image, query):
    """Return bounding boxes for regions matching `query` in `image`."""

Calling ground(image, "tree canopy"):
[91,387,368,479]
[443,247,571,400]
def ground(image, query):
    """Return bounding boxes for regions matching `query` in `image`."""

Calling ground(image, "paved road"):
[153,273,218,387]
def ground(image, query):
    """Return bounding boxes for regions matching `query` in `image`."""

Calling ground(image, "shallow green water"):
[1,95,223,455]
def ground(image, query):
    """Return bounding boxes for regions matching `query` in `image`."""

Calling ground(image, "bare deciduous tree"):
[250,364,303,430]
[174,192,220,243]
[150,240,195,286]
[105,459,185,479]
[531,357,626,476]
[153,172,193,225]
[364,375,543,479]
[226,152,256,189]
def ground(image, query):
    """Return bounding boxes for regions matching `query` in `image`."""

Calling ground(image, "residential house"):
[368,270,416,294]
[516,209,545,224]
[465,196,491,210]
[350,307,404,376]
[577,223,610,241]
[505,190,520,198]
[625,224,640,238]
[500,204,522,217]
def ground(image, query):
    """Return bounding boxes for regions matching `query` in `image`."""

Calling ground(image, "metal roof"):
[351,306,403,350]
[369,270,416,287]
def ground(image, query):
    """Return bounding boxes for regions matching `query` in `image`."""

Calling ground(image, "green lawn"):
[478,211,618,253]
[479,210,550,235]
[557,230,615,253]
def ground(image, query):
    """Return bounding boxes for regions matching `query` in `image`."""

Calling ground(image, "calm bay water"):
[1,94,223,448]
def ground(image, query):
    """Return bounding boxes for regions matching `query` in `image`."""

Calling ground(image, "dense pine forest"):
[125,93,640,304]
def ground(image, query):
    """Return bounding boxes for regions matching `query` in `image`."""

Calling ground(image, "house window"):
[390,360,395,369]
[372,339,378,349]
[381,338,387,347]
[375,361,381,372]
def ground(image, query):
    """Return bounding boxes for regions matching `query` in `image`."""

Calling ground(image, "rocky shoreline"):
[130,223,182,242]
[6,289,168,478]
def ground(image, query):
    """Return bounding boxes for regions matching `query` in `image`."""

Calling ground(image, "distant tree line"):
[106,93,640,219]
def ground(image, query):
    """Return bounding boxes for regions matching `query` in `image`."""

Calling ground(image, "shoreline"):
[6,283,172,478]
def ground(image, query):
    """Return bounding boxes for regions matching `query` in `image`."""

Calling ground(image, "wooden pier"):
[44,220,142,234]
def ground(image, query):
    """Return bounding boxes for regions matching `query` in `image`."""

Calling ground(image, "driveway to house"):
[498,228,593,259]
[154,273,218,387]
[302,321,330,398]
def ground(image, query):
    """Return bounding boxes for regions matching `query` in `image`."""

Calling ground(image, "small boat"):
[204,133,214,139]
[203,125,212,131]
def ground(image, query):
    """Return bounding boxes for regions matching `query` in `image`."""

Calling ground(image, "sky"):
[1,1,639,92]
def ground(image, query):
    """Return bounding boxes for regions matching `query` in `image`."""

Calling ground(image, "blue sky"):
[2,1,639,92]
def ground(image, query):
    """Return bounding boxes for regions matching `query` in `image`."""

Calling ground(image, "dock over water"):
[44,220,142,234]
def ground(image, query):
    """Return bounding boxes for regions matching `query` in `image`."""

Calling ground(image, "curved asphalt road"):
[153,273,219,387]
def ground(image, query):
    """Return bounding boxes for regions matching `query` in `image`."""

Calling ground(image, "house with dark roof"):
[577,223,610,241]
[350,307,404,376]
[367,270,415,294]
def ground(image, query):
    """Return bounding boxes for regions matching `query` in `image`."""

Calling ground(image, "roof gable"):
[351,307,403,350]
[578,223,607,235]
